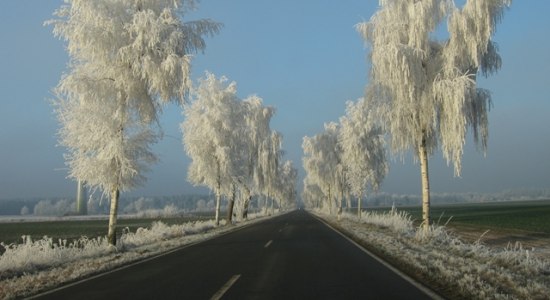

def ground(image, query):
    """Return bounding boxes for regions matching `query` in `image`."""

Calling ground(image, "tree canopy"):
[357,0,510,175]
[182,73,295,223]
[50,0,221,195]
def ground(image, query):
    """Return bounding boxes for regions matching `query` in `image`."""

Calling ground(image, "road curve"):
[33,210,437,299]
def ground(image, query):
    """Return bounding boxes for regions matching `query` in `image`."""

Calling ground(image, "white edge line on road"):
[311,213,444,300]
[264,240,273,248]
[210,274,241,300]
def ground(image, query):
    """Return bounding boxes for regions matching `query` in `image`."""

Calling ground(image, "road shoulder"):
[311,210,550,299]
[310,211,447,299]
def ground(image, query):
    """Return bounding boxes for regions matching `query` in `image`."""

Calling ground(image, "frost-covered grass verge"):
[315,208,550,299]
[0,211,270,299]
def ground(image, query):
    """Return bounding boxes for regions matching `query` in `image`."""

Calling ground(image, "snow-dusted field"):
[315,208,550,299]
[0,212,273,299]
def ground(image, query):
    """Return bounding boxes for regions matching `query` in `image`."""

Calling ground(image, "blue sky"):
[0,1,549,200]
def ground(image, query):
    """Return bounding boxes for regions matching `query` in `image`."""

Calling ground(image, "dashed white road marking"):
[210,274,241,300]
[264,240,273,248]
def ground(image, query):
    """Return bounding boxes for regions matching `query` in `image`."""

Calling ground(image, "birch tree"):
[182,73,288,222]
[302,177,325,210]
[229,97,282,221]
[357,0,510,229]
[338,98,388,217]
[239,96,276,219]
[182,73,240,226]
[257,131,283,214]
[302,123,343,215]
[276,160,298,210]
[75,179,87,215]
[49,0,220,244]
[302,134,327,212]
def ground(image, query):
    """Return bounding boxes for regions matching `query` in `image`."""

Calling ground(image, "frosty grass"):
[316,208,550,299]
[2,209,549,299]
[0,212,267,299]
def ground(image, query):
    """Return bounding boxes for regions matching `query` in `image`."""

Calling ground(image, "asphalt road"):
[34,210,437,299]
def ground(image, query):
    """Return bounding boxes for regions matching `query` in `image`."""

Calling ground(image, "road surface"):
[34,210,437,299]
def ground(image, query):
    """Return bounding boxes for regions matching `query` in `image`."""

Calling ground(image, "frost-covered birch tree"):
[182,73,288,222]
[302,178,324,209]
[238,96,276,219]
[275,160,298,210]
[302,123,344,215]
[357,0,510,229]
[339,98,388,217]
[257,131,283,214]
[49,0,220,244]
[182,73,240,226]
[302,133,326,211]
[229,97,284,221]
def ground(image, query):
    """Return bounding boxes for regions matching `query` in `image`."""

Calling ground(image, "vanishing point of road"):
[33,210,440,299]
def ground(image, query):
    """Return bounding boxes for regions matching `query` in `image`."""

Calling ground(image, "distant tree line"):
[4,188,548,217]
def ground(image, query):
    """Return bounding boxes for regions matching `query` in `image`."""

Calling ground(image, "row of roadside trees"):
[182,73,297,226]
[302,99,387,218]
[49,0,296,245]
[303,0,511,229]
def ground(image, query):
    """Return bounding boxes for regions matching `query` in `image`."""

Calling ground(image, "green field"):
[370,199,550,233]
[0,213,215,245]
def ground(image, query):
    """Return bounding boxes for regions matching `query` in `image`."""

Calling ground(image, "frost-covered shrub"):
[123,197,156,214]
[33,199,75,216]
[132,204,182,218]
[195,199,208,212]
[414,223,455,244]
[162,204,179,216]
[118,219,219,249]
[20,206,30,216]
[357,206,413,235]
[333,206,414,235]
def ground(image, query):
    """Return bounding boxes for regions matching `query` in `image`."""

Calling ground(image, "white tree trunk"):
[107,188,119,246]
[270,195,274,215]
[337,189,343,220]
[266,192,270,215]
[215,162,221,226]
[226,184,236,224]
[76,179,87,215]
[358,190,363,218]
[345,189,351,213]
[242,187,251,220]
[419,137,431,231]
[327,184,332,216]
[215,191,221,226]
